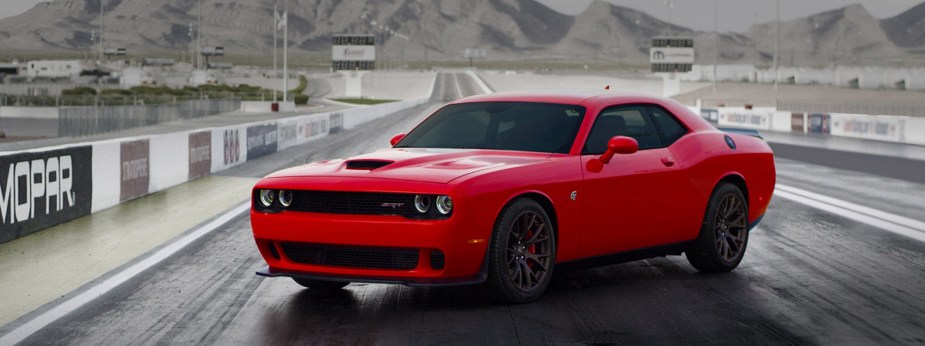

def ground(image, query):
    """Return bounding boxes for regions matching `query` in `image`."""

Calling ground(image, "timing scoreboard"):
[332,34,375,71]
[650,37,695,73]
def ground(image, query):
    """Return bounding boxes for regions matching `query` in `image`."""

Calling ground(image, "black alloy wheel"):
[687,183,750,272]
[488,199,556,303]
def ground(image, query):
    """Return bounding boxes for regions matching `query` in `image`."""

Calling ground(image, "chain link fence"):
[58,98,241,137]
[775,100,925,117]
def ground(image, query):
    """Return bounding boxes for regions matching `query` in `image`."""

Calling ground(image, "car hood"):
[265,148,553,184]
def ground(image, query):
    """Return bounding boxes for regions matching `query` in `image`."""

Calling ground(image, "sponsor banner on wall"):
[329,112,344,134]
[189,131,212,179]
[0,146,93,243]
[303,114,330,141]
[223,128,242,166]
[121,140,150,202]
[808,113,831,134]
[791,113,805,133]
[700,108,719,123]
[278,120,299,150]
[831,113,906,142]
[717,108,772,130]
[246,123,278,160]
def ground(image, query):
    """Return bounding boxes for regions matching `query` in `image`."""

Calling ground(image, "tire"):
[487,198,556,304]
[292,278,350,290]
[686,182,750,273]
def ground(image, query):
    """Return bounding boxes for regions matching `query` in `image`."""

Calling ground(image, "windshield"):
[395,102,586,154]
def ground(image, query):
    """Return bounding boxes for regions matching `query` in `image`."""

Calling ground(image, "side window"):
[647,106,688,146]
[583,105,663,154]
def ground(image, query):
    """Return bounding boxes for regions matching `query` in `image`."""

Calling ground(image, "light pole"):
[273,1,278,101]
[197,0,202,70]
[283,0,289,103]
[774,0,780,91]
[713,0,718,92]
[99,0,103,62]
[664,1,674,36]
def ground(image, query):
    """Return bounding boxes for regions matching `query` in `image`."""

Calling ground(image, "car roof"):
[452,89,669,107]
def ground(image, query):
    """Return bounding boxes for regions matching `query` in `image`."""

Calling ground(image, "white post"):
[283,1,289,103]
[273,2,278,101]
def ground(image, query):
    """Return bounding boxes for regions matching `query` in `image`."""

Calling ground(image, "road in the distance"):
[13,73,925,345]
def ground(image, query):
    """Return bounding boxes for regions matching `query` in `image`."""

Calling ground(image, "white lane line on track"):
[775,184,925,243]
[452,73,464,99]
[0,202,251,346]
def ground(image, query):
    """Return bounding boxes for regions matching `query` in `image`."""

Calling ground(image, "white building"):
[25,60,93,80]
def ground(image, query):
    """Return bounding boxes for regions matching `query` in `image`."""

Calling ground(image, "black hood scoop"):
[345,160,394,170]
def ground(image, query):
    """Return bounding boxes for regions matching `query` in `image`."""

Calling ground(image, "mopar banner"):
[189,131,212,179]
[246,123,278,161]
[121,140,150,202]
[329,112,344,134]
[0,146,93,243]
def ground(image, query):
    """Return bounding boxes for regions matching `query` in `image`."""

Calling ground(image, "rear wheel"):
[686,183,749,272]
[487,199,556,304]
[292,278,350,290]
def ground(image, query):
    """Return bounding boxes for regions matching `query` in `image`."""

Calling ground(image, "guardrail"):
[58,99,242,137]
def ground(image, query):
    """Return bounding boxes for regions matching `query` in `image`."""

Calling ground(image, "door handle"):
[661,157,675,167]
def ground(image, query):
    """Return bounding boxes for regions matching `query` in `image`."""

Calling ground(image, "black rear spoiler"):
[717,127,763,140]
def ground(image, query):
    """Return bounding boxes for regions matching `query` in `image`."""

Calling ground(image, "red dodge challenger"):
[250,90,775,303]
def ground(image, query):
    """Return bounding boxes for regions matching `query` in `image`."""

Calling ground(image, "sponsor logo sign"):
[329,113,344,134]
[718,109,771,130]
[649,47,695,64]
[791,113,805,133]
[246,123,279,160]
[121,140,150,202]
[832,114,904,141]
[700,108,719,123]
[224,129,240,165]
[303,114,329,140]
[278,121,299,149]
[189,131,212,179]
[0,146,93,243]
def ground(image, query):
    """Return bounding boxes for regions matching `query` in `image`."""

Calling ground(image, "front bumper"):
[256,266,487,287]
[251,206,494,283]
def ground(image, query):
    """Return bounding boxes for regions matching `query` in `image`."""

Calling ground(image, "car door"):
[579,104,690,257]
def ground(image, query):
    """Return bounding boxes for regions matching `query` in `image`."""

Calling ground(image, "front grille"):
[288,190,416,216]
[281,242,419,270]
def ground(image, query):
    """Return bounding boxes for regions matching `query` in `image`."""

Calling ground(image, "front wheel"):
[487,199,556,304]
[292,278,350,290]
[686,183,749,272]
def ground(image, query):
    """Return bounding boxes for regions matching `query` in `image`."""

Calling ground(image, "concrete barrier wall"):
[0,106,60,119]
[0,97,431,244]
[706,105,925,147]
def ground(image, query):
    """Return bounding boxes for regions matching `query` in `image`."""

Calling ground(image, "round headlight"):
[258,189,275,207]
[279,190,293,207]
[436,195,453,215]
[414,195,431,213]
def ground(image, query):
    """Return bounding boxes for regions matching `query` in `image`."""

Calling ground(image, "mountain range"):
[0,0,923,67]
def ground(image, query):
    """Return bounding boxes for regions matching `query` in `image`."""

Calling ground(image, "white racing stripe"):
[0,202,251,346]
[775,184,925,243]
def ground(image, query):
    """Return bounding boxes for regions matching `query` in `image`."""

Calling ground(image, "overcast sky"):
[1,0,921,32]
